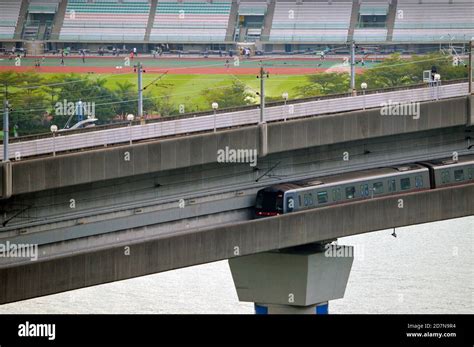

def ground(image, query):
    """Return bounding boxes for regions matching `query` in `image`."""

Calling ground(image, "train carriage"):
[420,155,474,189]
[255,155,474,218]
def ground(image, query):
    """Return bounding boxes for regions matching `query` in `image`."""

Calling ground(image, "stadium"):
[1,0,474,53]
[0,0,474,134]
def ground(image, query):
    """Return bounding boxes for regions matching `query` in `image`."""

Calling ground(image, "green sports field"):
[0,55,380,111]
[108,73,312,110]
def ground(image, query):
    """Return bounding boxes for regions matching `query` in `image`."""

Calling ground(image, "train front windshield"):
[255,190,284,216]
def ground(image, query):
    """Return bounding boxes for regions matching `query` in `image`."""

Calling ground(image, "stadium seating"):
[393,0,474,42]
[149,0,232,42]
[353,0,388,42]
[59,0,150,41]
[9,0,471,45]
[268,0,352,42]
[0,0,22,39]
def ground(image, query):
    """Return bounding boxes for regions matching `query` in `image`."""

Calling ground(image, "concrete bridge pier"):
[229,243,354,314]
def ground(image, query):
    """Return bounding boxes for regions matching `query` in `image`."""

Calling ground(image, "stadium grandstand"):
[0,0,22,40]
[268,0,353,43]
[0,0,473,54]
[59,0,151,42]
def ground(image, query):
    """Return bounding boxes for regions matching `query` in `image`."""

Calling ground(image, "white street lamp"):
[127,114,134,145]
[212,102,218,132]
[50,124,58,156]
[361,82,367,110]
[282,92,289,121]
[433,74,441,100]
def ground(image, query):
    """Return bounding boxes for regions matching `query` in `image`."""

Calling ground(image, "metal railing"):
[3,78,468,144]
[0,80,468,160]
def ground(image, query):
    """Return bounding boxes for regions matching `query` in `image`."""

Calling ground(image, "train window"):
[388,179,396,192]
[304,193,314,206]
[373,182,384,194]
[400,177,411,190]
[256,192,264,208]
[276,194,283,212]
[332,188,341,201]
[360,184,369,197]
[317,191,328,204]
[441,170,450,184]
[345,186,355,199]
[415,176,423,188]
[298,194,302,207]
[454,169,464,182]
[468,168,474,180]
[256,190,283,212]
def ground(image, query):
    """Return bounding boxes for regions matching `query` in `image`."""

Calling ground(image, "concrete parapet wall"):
[267,96,468,153]
[0,183,472,304]
[10,97,469,196]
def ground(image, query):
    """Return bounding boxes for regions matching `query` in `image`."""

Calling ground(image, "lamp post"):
[361,82,367,110]
[282,92,288,121]
[212,102,218,132]
[50,125,58,156]
[433,74,441,100]
[127,114,134,145]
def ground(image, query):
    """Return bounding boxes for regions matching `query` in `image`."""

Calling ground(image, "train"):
[255,155,474,217]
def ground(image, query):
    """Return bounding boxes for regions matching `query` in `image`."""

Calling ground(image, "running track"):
[0,65,367,75]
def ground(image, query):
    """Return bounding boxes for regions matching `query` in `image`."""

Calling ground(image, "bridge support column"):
[229,243,353,314]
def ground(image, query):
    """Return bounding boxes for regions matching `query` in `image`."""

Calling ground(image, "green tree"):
[201,80,253,109]
[53,75,118,127]
[356,52,468,90]
[112,81,137,119]
[295,73,350,98]
[0,72,49,136]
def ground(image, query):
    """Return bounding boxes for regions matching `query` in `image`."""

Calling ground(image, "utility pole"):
[137,62,143,119]
[258,63,269,123]
[469,40,473,95]
[3,84,9,162]
[257,62,269,158]
[350,40,356,95]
